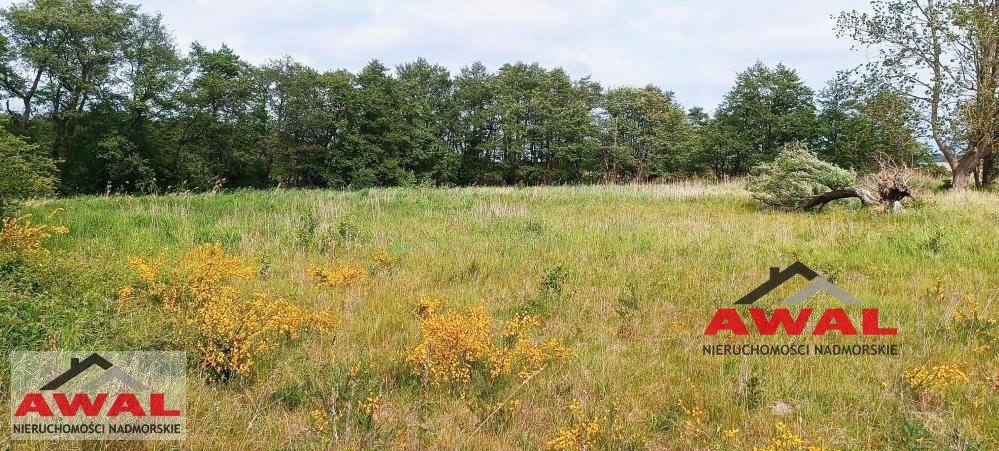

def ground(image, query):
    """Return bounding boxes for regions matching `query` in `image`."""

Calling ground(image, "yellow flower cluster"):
[407,298,569,386]
[407,300,493,385]
[490,313,570,380]
[951,300,997,339]
[308,263,367,288]
[677,399,705,435]
[545,399,626,451]
[363,392,381,418]
[489,398,522,419]
[546,416,601,451]
[195,293,309,377]
[0,215,68,255]
[413,296,444,317]
[127,243,335,380]
[370,247,394,265]
[310,409,331,433]
[754,422,825,451]
[903,364,970,391]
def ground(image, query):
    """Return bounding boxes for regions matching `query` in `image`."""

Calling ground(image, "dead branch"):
[798,156,916,212]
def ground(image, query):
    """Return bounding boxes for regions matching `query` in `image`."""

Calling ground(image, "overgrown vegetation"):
[0,127,55,216]
[0,0,944,196]
[124,243,336,380]
[1,183,995,449]
[747,144,856,210]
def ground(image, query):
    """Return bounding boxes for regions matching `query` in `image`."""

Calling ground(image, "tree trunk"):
[796,187,878,210]
[952,167,974,190]
[983,153,997,185]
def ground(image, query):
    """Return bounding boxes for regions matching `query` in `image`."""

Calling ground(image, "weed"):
[950,299,997,342]
[925,227,948,254]
[753,422,826,451]
[903,364,969,392]
[740,372,764,410]
[296,208,318,246]
[546,399,633,450]
[539,265,569,299]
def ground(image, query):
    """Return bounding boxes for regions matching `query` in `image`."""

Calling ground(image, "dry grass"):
[2,181,997,450]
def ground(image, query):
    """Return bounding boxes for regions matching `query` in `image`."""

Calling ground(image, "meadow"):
[1,182,997,450]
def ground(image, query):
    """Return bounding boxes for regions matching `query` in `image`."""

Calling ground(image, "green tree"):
[172,43,266,189]
[259,57,358,187]
[747,143,856,210]
[599,85,692,181]
[14,0,140,160]
[0,0,180,193]
[453,62,498,185]
[396,58,459,185]
[347,60,410,187]
[838,0,999,189]
[714,62,817,174]
[489,62,600,184]
[816,73,929,169]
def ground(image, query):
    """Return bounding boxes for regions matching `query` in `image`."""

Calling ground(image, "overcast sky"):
[7,0,877,110]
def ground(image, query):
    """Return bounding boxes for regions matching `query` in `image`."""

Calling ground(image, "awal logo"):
[9,351,186,440]
[704,262,896,336]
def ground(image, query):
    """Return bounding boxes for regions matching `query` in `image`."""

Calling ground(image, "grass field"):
[2,182,997,449]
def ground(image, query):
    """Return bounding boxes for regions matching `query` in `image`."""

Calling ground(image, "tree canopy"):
[0,0,950,199]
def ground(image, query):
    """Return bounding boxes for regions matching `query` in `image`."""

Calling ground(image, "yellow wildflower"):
[371,247,394,265]
[363,393,381,418]
[128,243,323,380]
[0,215,69,255]
[308,263,367,288]
[903,364,969,391]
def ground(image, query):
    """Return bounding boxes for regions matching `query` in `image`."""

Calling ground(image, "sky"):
[7,0,877,110]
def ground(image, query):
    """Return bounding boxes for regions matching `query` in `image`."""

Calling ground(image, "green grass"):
[2,182,997,449]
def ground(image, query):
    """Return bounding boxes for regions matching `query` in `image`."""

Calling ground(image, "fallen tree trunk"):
[796,187,878,210]
[797,183,912,212]
[795,158,915,212]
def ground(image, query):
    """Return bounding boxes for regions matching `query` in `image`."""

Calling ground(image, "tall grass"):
[2,183,996,449]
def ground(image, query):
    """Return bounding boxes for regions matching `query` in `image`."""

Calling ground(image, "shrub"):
[308,263,368,288]
[747,144,856,209]
[370,247,394,265]
[407,298,493,385]
[0,130,56,216]
[950,300,997,343]
[754,421,825,451]
[490,313,569,379]
[546,399,631,450]
[126,243,336,380]
[406,297,569,387]
[0,214,68,257]
[903,364,969,392]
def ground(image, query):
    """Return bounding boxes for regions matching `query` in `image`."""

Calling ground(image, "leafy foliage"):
[747,143,856,209]
[0,128,55,215]
[713,62,818,174]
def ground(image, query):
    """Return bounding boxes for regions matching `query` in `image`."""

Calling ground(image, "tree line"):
[8,0,991,200]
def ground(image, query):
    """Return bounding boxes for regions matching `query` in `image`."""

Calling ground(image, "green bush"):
[0,129,56,216]
[747,143,855,209]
